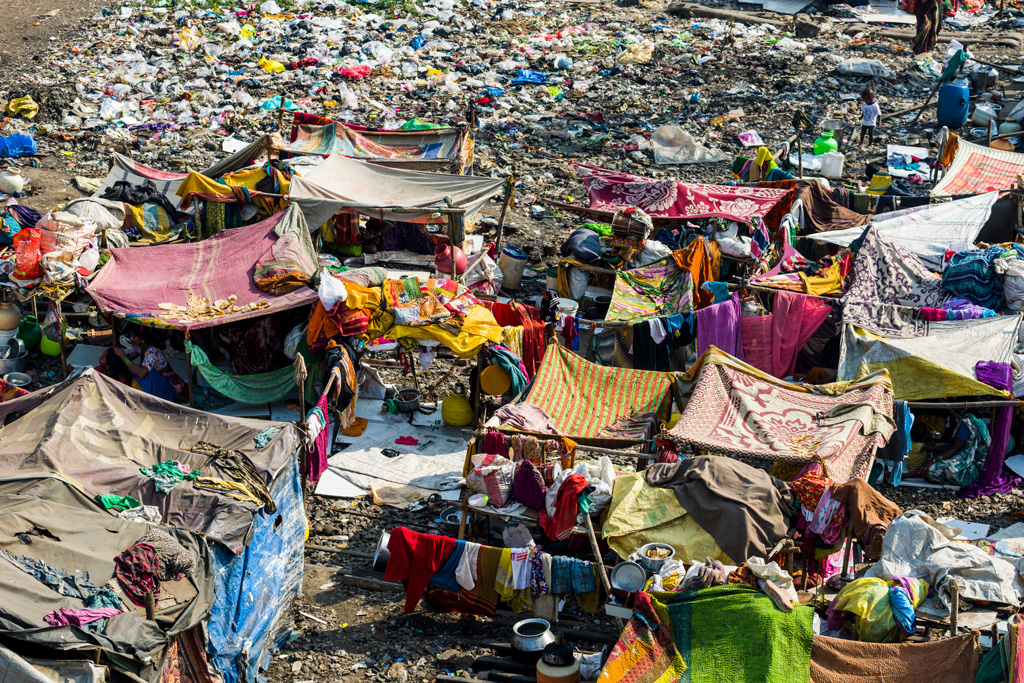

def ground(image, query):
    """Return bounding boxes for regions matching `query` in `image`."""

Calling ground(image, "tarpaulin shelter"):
[288,154,506,228]
[666,347,895,483]
[809,192,1000,270]
[506,344,674,445]
[0,370,306,683]
[934,133,1024,197]
[283,116,474,174]
[573,163,790,223]
[837,315,1021,401]
[86,207,318,330]
[0,477,215,683]
[92,136,274,200]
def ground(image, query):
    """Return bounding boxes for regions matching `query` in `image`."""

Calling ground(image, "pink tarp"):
[575,164,788,223]
[87,210,317,330]
[741,290,831,379]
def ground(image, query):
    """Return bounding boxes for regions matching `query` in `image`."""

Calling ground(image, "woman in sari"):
[114,326,185,403]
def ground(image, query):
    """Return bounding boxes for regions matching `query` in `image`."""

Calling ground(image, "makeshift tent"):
[0,477,215,683]
[574,163,789,223]
[809,192,1000,270]
[809,634,978,683]
[934,134,1024,197]
[92,136,273,199]
[508,344,673,445]
[283,119,474,173]
[185,341,302,405]
[0,370,305,683]
[667,347,895,483]
[289,155,506,227]
[837,315,1020,401]
[87,207,318,330]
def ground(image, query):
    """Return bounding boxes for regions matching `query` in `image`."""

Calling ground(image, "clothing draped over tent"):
[666,350,894,483]
[605,257,693,322]
[574,164,789,223]
[810,192,998,271]
[959,361,1021,498]
[283,122,469,172]
[741,290,831,379]
[87,207,318,330]
[185,342,298,405]
[658,585,813,683]
[840,229,946,338]
[933,134,1024,197]
[645,457,796,563]
[756,179,871,235]
[509,344,672,445]
[809,634,978,683]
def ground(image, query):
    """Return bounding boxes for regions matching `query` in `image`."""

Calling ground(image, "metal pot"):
[395,388,420,413]
[438,506,463,535]
[511,619,556,657]
[637,543,675,573]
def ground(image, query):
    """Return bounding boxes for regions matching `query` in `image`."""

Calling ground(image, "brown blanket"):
[832,477,901,558]
[644,457,796,563]
[809,634,977,683]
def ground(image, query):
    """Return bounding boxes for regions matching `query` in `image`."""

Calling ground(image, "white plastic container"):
[497,246,528,290]
[821,151,845,179]
[554,298,579,317]
[972,103,999,126]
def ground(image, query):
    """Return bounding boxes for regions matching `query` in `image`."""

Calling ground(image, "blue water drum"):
[937,81,970,129]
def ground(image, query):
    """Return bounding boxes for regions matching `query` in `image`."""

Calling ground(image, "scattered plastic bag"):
[510,69,548,85]
[616,40,654,64]
[259,56,286,74]
[318,272,348,310]
[996,257,1024,311]
[835,58,893,78]
[12,228,43,282]
[0,133,37,159]
[650,126,730,165]
[6,96,39,120]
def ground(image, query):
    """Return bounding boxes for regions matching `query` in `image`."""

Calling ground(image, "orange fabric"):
[307,302,340,347]
[940,135,960,167]
[672,237,716,309]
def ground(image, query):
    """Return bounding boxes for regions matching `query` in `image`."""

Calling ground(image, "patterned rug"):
[665,361,893,483]
[606,259,693,322]
[933,134,1024,196]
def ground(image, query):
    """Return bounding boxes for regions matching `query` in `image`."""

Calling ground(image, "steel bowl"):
[637,543,676,573]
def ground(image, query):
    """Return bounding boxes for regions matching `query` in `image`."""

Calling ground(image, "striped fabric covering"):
[606,258,694,322]
[522,345,672,443]
[933,136,1024,197]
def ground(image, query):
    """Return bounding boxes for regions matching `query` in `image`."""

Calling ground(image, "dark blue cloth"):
[428,540,465,592]
[550,556,595,595]
[138,368,180,403]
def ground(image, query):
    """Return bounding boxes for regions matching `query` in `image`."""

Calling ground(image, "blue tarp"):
[0,134,36,159]
[510,69,548,86]
[207,456,305,683]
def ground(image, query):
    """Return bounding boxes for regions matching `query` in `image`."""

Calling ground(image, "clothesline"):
[462,429,654,460]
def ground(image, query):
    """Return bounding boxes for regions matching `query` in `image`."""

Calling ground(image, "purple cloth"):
[943,297,995,320]
[6,200,41,229]
[513,460,547,510]
[44,607,122,627]
[960,361,1020,498]
[695,292,744,360]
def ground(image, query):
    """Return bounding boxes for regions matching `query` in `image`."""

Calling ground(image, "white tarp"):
[838,315,1021,400]
[288,154,505,227]
[810,192,998,270]
[314,399,467,505]
[866,511,1023,617]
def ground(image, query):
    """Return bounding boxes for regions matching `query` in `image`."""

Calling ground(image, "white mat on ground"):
[315,401,467,501]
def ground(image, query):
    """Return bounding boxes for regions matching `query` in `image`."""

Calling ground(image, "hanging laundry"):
[386,526,457,613]
[140,460,200,493]
[114,543,161,606]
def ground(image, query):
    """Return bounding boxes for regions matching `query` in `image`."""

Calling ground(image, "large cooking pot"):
[511,618,556,659]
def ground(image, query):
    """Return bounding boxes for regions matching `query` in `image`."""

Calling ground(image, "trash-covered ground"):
[2,0,1023,680]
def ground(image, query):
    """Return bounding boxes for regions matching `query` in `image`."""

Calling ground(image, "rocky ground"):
[2,0,1023,680]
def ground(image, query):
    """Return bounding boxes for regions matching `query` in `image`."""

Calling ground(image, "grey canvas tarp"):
[0,369,304,551]
[289,154,506,227]
[0,477,215,683]
[92,135,273,200]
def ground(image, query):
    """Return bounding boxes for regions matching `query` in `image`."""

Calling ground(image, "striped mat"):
[523,345,672,444]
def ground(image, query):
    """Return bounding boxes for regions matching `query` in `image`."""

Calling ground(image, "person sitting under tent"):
[906,410,990,487]
[114,326,186,403]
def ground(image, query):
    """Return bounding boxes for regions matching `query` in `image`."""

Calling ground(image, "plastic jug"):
[972,103,999,127]
[937,81,970,129]
[813,130,838,156]
[821,151,845,179]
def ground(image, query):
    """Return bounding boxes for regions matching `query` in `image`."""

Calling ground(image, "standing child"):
[859,87,882,148]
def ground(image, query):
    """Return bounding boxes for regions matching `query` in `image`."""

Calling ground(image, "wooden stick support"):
[144,592,156,621]
[186,353,195,407]
[583,513,623,630]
